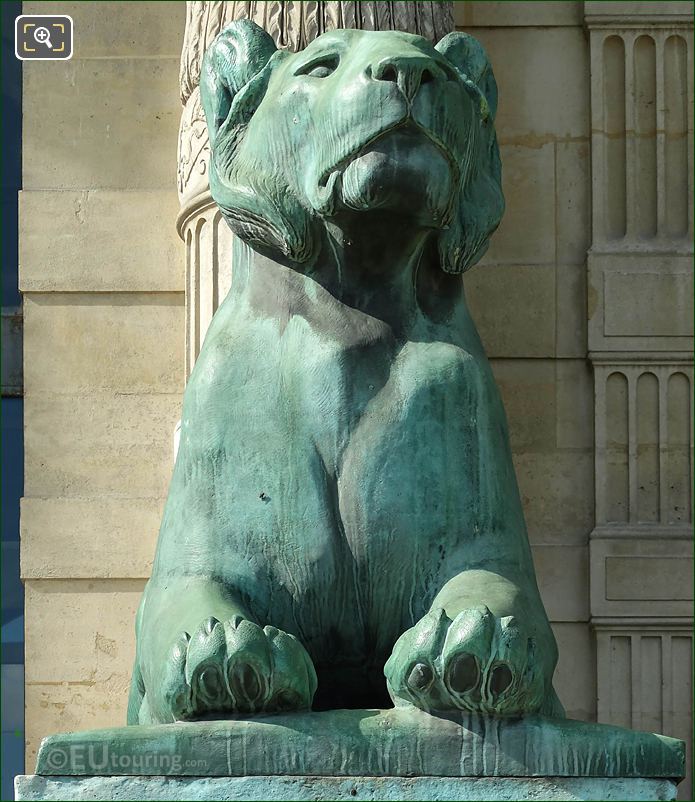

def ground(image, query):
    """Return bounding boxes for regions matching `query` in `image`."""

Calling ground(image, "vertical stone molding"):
[177,198,233,376]
[585,4,694,798]
[176,1,454,375]
[595,623,692,739]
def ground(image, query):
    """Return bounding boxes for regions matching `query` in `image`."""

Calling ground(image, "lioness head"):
[201,21,504,274]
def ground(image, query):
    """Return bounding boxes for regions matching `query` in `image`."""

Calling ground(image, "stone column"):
[176,1,454,376]
[584,3,694,798]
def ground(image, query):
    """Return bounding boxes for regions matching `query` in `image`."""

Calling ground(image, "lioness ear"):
[435,32,505,274]
[435,32,498,120]
[200,21,313,264]
[200,20,278,148]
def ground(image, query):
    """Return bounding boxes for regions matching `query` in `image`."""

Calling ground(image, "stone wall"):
[454,0,597,730]
[20,1,693,797]
[19,0,186,769]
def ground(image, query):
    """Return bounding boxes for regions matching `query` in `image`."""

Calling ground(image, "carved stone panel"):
[586,11,693,354]
[594,624,693,800]
[593,360,693,535]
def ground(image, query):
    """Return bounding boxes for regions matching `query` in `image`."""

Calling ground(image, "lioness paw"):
[158,616,317,721]
[384,607,546,715]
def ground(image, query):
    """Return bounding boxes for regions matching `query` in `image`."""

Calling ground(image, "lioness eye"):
[297,56,339,79]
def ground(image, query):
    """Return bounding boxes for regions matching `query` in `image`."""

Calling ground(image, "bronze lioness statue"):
[128,21,564,724]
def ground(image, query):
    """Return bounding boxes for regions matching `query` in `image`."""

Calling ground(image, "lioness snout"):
[371,55,448,101]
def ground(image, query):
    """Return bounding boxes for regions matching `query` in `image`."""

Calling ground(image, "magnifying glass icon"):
[34,26,53,49]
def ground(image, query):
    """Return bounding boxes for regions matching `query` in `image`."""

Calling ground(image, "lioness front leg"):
[134,578,317,724]
[384,570,564,718]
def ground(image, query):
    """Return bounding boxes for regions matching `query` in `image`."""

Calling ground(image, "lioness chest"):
[192,302,477,452]
[178,302,493,638]
[188,303,485,526]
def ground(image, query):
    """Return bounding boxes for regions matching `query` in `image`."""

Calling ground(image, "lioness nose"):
[372,56,444,101]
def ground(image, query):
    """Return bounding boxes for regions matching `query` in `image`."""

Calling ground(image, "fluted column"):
[176,0,454,376]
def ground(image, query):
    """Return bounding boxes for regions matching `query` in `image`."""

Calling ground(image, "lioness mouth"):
[318,121,460,191]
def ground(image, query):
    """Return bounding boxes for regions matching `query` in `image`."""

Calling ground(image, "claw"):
[446,652,479,694]
[172,632,190,662]
[185,618,227,685]
[265,627,316,711]
[407,662,434,692]
[229,662,264,703]
[161,632,192,721]
[271,689,302,711]
[156,617,317,721]
[203,616,219,635]
[489,663,513,696]
[441,607,495,701]
[196,665,226,705]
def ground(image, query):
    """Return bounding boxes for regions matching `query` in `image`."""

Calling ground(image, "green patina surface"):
[36,709,684,779]
[129,20,566,730]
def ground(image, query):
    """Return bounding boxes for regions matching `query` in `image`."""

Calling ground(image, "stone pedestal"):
[14,774,681,801]
[14,708,685,801]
